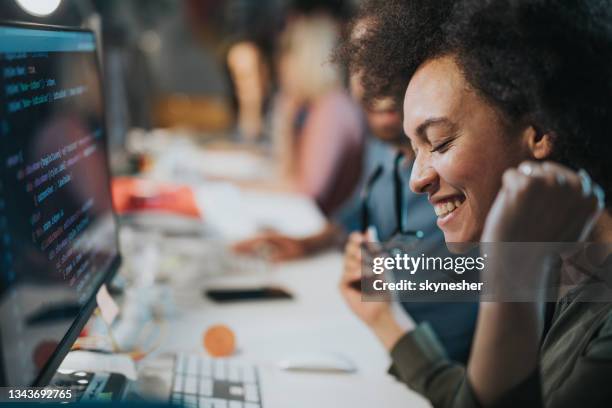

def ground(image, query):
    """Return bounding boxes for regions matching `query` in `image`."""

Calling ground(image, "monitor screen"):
[0,23,120,386]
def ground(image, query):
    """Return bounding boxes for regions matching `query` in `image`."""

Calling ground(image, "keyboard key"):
[201,358,212,377]
[187,356,199,376]
[211,399,228,408]
[228,364,241,382]
[243,367,256,383]
[172,375,184,393]
[244,403,260,408]
[184,395,198,408]
[175,354,186,373]
[171,392,182,404]
[199,397,214,408]
[199,378,213,397]
[229,402,243,408]
[184,376,198,394]
[213,361,226,380]
[228,385,244,397]
[244,385,258,402]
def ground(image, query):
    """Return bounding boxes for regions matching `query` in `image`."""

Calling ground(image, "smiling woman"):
[404,55,531,242]
[336,0,612,407]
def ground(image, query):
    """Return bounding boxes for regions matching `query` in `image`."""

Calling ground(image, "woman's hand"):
[482,161,603,243]
[339,232,405,350]
[232,232,307,262]
[480,161,605,299]
[232,224,342,262]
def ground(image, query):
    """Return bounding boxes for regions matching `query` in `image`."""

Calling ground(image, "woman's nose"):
[410,157,438,194]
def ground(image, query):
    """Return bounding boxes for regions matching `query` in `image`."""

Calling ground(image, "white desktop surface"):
[123,145,430,407]
[151,251,429,408]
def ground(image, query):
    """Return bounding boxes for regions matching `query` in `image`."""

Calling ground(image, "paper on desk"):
[194,184,326,241]
[184,150,274,181]
[96,284,119,326]
[59,350,137,380]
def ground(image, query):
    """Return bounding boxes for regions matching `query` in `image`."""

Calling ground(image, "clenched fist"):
[479,161,606,300]
[482,161,604,243]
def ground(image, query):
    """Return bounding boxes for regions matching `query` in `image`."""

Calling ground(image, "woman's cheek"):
[435,145,481,188]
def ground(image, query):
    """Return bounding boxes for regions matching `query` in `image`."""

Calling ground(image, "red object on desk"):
[111,177,202,219]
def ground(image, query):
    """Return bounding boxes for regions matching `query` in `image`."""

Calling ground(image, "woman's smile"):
[432,194,466,228]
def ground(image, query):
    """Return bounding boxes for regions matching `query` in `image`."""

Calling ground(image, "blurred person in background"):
[226,41,271,143]
[271,8,364,216]
[223,1,283,143]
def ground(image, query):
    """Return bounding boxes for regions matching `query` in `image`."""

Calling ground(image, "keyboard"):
[171,353,263,408]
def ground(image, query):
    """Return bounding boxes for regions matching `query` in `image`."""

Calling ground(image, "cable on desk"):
[72,307,168,362]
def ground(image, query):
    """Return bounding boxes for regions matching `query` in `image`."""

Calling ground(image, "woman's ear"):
[523,125,555,160]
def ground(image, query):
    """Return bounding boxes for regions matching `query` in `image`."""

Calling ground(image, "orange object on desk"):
[203,325,236,357]
[111,177,201,219]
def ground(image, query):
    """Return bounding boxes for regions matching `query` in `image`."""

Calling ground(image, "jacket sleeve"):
[388,322,542,408]
[547,311,612,407]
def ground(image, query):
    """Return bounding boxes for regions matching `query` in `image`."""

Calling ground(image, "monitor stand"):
[51,370,128,402]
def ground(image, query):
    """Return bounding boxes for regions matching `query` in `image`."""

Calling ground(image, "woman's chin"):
[441,222,466,243]
[438,205,482,244]
[442,228,481,247]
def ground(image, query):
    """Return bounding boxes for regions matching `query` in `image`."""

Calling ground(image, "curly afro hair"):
[337,0,612,208]
[334,0,454,106]
[447,0,612,207]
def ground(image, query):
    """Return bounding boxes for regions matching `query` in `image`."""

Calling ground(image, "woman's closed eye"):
[430,138,455,153]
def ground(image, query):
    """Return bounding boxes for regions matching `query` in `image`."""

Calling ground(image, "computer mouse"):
[277,351,357,373]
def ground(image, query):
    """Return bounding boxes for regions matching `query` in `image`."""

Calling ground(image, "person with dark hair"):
[338,0,612,407]
[335,0,454,107]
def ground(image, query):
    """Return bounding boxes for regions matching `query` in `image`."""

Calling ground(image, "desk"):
[137,251,429,407]
[116,142,430,407]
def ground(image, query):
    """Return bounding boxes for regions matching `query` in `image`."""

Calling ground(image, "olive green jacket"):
[389,283,612,407]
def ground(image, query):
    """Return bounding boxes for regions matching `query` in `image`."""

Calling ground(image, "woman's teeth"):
[434,199,462,217]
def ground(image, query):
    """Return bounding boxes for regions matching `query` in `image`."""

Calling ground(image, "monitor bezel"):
[0,20,123,387]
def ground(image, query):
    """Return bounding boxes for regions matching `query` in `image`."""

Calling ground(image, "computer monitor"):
[0,22,121,387]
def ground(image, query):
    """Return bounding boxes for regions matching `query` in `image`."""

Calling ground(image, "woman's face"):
[403,55,531,242]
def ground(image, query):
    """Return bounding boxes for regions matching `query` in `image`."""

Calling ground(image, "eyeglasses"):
[360,151,424,241]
